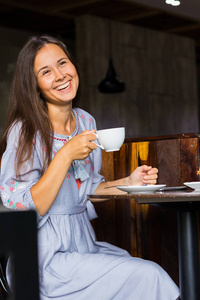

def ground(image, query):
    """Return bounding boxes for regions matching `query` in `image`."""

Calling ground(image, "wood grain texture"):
[156,139,181,186]
[180,138,199,183]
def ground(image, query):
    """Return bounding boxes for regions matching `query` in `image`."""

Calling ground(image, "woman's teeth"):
[56,82,70,91]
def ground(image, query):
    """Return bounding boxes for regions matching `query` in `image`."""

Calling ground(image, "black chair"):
[0,204,40,300]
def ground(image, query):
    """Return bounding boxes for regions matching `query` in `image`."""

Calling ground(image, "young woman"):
[0,36,179,300]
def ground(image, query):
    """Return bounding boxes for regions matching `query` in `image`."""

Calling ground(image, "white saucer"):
[184,182,200,191]
[116,184,166,194]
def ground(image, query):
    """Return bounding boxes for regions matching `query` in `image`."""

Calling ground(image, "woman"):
[0,36,179,300]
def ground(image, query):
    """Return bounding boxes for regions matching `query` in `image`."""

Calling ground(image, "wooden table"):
[89,190,200,300]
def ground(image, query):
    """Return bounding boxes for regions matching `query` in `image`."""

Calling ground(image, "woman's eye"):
[60,61,67,66]
[42,70,50,76]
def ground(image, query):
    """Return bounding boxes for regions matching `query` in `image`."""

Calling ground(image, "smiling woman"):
[0,35,179,300]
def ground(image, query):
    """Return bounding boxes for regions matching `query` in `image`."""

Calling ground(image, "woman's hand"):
[127,165,158,186]
[95,165,158,196]
[62,130,97,162]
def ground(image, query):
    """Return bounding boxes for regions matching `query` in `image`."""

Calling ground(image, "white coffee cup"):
[95,127,125,152]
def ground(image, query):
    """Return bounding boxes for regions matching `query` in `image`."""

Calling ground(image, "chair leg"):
[0,258,11,299]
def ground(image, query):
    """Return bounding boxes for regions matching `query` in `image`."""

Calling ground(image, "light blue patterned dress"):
[0,108,179,300]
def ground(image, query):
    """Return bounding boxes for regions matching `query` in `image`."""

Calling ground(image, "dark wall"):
[76,15,199,138]
[0,18,199,140]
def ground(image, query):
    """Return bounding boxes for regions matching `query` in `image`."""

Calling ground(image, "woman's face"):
[34,43,79,106]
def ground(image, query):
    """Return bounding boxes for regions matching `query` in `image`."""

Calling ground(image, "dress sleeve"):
[0,123,43,222]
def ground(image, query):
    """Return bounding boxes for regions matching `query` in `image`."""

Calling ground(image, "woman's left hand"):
[128,165,158,186]
[95,165,158,196]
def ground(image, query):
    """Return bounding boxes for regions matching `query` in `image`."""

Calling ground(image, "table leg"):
[177,210,200,300]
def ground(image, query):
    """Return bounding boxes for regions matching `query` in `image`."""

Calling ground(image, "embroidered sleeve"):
[0,124,43,222]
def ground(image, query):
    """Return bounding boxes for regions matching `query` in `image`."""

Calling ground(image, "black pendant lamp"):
[98,22,126,94]
[98,58,126,93]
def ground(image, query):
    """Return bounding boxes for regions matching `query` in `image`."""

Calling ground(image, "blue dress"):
[0,108,180,300]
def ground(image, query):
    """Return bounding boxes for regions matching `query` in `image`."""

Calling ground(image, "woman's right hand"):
[61,130,97,162]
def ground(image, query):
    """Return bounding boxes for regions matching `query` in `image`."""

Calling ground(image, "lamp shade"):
[98,58,126,93]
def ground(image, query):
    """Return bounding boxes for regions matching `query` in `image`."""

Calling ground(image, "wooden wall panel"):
[180,138,199,183]
[156,139,181,186]
[101,151,115,181]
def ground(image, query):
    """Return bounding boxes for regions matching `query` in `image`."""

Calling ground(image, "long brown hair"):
[0,35,79,177]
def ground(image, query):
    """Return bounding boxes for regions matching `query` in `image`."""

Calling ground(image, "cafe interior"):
[0,0,200,299]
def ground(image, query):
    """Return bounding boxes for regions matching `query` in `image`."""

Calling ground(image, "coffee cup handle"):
[96,143,105,150]
[93,133,105,150]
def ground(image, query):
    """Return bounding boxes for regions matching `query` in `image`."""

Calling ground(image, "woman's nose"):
[54,68,65,81]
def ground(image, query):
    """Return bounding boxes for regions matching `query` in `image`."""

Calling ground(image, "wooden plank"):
[180,137,199,183]
[156,139,181,186]
[101,151,115,181]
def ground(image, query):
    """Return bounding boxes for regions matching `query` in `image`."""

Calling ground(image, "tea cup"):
[95,127,125,152]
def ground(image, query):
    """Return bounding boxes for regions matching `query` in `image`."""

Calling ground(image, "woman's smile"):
[55,81,71,91]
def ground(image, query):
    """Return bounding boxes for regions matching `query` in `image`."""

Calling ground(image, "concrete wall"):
[76,15,199,138]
